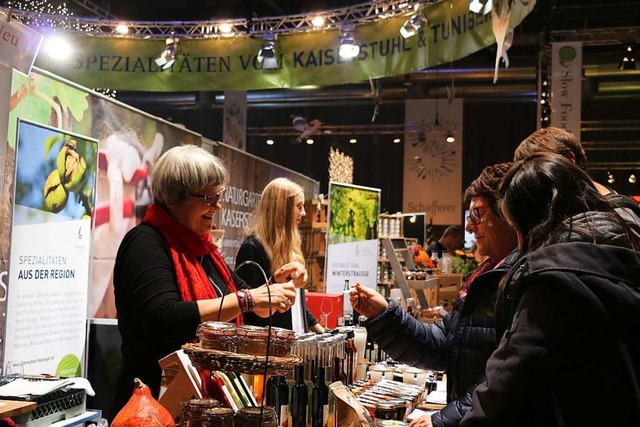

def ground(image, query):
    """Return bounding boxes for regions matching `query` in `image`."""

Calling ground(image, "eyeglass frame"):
[190,187,226,206]
[466,206,490,225]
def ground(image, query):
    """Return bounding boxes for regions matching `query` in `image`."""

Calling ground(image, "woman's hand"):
[349,282,388,319]
[273,261,308,289]
[250,282,296,317]
[410,414,433,427]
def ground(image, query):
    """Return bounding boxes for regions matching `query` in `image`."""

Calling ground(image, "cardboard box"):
[305,292,344,329]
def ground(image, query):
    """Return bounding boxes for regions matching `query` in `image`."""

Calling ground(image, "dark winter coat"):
[462,212,640,427]
[365,249,519,427]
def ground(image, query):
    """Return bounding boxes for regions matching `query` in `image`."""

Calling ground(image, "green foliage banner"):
[34,0,535,91]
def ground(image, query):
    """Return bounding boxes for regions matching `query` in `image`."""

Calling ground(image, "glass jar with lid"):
[197,321,237,352]
[236,325,274,356]
[234,406,277,427]
[199,407,234,427]
[180,398,223,426]
[374,400,399,422]
[271,327,296,357]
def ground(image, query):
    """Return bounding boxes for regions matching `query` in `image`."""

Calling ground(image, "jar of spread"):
[271,327,296,357]
[374,400,399,422]
[386,398,409,421]
[181,398,223,426]
[236,326,274,356]
[234,406,277,427]
[197,321,237,352]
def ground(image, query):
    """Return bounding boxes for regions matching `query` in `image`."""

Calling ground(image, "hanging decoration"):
[292,116,324,143]
[368,76,383,123]
[490,3,514,83]
[328,147,354,184]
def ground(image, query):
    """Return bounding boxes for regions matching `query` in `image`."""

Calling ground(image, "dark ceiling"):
[57,0,640,205]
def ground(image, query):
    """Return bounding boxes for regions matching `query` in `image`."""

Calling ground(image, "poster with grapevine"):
[328,182,380,245]
[14,120,98,224]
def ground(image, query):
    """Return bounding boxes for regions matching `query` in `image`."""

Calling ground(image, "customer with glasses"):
[236,178,324,333]
[113,145,304,409]
[462,153,640,426]
[350,163,518,427]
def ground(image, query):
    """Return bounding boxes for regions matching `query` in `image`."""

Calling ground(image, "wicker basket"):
[182,343,302,374]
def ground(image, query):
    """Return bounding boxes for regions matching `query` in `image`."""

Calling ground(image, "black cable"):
[233,260,274,425]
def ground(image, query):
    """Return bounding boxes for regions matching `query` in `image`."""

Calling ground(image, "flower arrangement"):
[410,244,436,269]
[452,249,478,276]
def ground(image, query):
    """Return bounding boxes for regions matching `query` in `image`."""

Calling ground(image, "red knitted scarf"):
[458,257,496,302]
[143,204,241,325]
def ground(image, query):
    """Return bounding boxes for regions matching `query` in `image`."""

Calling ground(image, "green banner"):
[35,0,535,91]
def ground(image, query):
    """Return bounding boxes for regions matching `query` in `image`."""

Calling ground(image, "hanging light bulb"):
[155,37,179,69]
[338,24,360,59]
[607,172,615,184]
[619,43,637,71]
[446,131,455,144]
[257,33,278,70]
[400,7,427,39]
[629,173,636,184]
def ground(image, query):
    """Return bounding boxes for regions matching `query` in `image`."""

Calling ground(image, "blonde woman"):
[236,178,324,333]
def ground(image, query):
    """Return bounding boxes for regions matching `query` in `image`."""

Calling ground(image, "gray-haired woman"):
[113,145,303,409]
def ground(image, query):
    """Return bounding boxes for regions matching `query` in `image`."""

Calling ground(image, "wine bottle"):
[291,365,308,427]
[277,375,290,427]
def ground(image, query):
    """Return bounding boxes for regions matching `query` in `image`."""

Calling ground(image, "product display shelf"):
[301,198,329,292]
[381,238,439,309]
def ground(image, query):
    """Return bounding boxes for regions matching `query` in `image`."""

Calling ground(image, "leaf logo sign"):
[559,46,577,66]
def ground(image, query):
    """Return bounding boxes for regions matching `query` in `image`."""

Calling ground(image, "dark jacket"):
[113,223,250,409]
[462,213,640,427]
[365,249,518,427]
[235,235,318,330]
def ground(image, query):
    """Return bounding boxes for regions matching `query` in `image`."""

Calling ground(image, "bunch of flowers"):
[452,249,478,276]
[410,244,436,269]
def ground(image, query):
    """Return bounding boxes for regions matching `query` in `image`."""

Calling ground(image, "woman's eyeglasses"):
[467,206,489,225]
[191,188,226,206]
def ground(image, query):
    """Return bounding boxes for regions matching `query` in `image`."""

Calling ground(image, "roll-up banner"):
[551,42,582,141]
[325,182,380,294]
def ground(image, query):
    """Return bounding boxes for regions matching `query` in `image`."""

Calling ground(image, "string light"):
[393,138,401,144]
[266,139,275,145]
[349,138,357,144]
[540,71,551,127]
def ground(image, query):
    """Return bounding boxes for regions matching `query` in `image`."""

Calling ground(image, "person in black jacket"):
[236,178,323,333]
[514,126,640,230]
[350,163,518,427]
[461,153,640,427]
[113,146,302,409]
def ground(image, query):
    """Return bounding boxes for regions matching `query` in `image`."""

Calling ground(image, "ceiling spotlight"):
[629,174,637,184]
[338,23,360,59]
[218,23,234,36]
[619,44,637,71]
[266,139,275,145]
[155,37,179,69]
[306,138,314,145]
[607,172,615,184]
[393,138,401,144]
[44,35,73,60]
[311,16,326,28]
[446,132,455,143]
[400,9,427,39]
[258,33,278,70]
[115,24,129,35]
[469,0,492,15]
[349,138,357,144]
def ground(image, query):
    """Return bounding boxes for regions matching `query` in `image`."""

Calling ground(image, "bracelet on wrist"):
[236,290,249,313]
[245,289,255,312]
